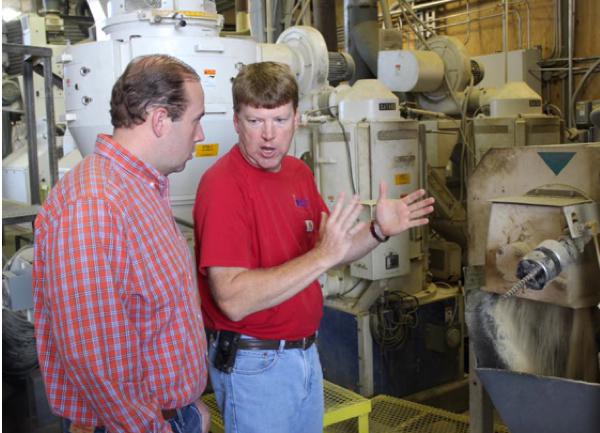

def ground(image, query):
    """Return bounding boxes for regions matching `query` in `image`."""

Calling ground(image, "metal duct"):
[350,19,379,77]
[249,0,266,42]
[344,0,377,82]
[312,0,337,51]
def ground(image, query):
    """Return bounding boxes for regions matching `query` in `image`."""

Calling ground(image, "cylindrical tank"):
[378,50,445,93]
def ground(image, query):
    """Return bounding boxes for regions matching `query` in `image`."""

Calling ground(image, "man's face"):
[234,102,298,173]
[164,80,205,175]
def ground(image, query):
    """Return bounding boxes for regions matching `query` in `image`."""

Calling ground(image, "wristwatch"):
[370,220,390,243]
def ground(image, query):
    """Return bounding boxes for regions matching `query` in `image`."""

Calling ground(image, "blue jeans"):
[208,335,324,433]
[62,402,203,433]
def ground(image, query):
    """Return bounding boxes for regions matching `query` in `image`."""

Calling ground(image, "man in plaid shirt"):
[33,55,209,433]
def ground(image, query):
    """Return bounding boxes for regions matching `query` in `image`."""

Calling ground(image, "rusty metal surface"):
[467,143,600,267]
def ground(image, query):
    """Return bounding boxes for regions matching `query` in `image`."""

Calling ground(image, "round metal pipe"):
[568,0,574,128]
[312,0,338,51]
[344,0,377,82]
[504,0,509,83]
[379,0,393,28]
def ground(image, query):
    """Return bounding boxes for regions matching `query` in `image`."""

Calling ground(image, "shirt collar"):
[95,134,169,194]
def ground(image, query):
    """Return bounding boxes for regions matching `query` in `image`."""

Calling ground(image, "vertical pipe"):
[312,0,338,51]
[523,0,531,48]
[266,0,273,43]
[249,0,266,42]
[345,0,377,82]
[567,0,574,128]
[43,56,58,187]
[282,0,294,29]
[23,59,41,205]
[503,0,509,83]
[235,0,249,32]
[379,0,392,29]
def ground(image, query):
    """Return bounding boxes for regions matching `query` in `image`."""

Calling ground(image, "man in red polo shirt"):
[193,62,434,433]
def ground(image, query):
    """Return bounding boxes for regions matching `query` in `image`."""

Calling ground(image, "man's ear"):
[150,107,170,137]
[233,111,240,134]
[294,110,300,129]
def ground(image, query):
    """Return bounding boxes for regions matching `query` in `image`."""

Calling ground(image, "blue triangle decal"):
[538,152,576,176]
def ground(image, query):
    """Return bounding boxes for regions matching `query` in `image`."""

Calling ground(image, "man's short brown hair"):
[232,62,298,112]
[110,54,199,128]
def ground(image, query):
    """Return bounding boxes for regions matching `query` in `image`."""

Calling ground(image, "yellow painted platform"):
[327,395,510,433]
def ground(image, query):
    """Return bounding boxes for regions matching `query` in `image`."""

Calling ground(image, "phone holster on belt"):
[214,330,241,373]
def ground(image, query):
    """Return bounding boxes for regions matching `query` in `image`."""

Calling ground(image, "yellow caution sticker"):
[395,173,411,185]
[178,10,218,18]
[195,143,219,157]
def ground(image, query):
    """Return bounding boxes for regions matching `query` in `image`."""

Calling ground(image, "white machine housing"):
[2,13,82,204]
[303,80,424,282]
[62,1,330,220]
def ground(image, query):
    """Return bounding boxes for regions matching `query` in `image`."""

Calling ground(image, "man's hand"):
[315,193,366,268]
[375,182,435,236]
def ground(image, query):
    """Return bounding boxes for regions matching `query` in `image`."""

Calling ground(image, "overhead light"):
[2,7,22,22]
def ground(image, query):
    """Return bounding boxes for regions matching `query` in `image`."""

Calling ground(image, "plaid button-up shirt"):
[33,134,207,433]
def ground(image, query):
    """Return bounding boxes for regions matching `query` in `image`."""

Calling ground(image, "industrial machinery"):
[61,0,354,220]
[377,36,564,281]
[465,143,600,433]
[59,0,464,399]
[378,36,562,170]
[2,8,91,204]
[295,78,464,398]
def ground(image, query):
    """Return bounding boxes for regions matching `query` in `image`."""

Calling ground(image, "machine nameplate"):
[473,125,509,134]
[319,132,350,142]
[379,102,396,111]
[195,143,219,157]
[530,124,558,134]
[377,129,417,140]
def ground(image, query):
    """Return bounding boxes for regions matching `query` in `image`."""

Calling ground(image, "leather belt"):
[207,330,316,350]
[161,408,178,420]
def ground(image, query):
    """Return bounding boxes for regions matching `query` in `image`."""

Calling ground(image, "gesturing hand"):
[375,182,435,237]
[316,193,366,268]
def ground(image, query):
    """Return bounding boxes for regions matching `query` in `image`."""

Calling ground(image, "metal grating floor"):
[325,395,510,433]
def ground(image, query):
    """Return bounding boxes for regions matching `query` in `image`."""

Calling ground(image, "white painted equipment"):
[2,13,83,204]
[377,36,561,168]
[62,0,333,220]
[378,35,481,115]
[298,79,426,292]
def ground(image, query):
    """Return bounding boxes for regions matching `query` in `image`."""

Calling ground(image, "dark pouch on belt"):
[214,330,241,373]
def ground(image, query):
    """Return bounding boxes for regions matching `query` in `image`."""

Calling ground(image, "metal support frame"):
[469,343,494,433]
[464,266,494,433]
[3,43,58,205]
[357,312,375,396]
